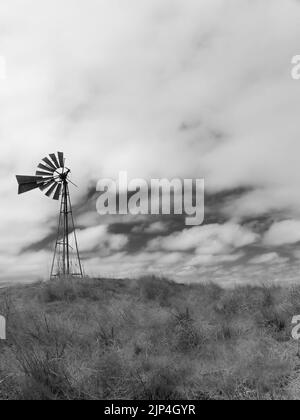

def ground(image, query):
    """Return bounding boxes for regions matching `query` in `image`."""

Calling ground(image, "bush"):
[39,278,100,303]
[172,309,203,353]
[138,276,175,305]
[16,348,75,400]
[257,306,290,342]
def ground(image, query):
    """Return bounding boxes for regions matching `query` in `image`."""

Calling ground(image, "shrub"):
[39,278,100,303]
[257,306,290,342]
[138,276,175,305]
[16,348,75,400]
[172,309,203,353]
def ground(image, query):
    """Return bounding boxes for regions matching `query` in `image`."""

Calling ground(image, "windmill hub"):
[58,168,70,181]
[16,152,84,280]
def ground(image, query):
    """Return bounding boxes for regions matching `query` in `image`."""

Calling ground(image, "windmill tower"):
[16,152,84,280]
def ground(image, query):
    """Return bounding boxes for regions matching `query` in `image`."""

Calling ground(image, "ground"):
[0,276,300,400]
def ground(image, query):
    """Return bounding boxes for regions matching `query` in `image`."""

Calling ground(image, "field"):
[1,276,300,400]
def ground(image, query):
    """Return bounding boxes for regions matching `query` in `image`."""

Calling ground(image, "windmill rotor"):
[37,152,72,200]
[16,152,75,200]
[16,152,84,280]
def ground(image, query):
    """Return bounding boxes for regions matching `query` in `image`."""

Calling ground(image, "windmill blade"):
[49,153,60,169]
[37,176,54,184]
[53,184,62,201]
[45,182,58,198]
[36,170,55,177]
[39,180,55,191]
[16,175,43,185]
[38,163,55,173]
[57,152,64,168]
[18,182,40,195]
[42,157,57,171]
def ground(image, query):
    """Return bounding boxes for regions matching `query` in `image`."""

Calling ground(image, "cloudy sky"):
[1,0,300,285]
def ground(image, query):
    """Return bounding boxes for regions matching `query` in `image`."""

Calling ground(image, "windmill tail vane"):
[16,152,84,280]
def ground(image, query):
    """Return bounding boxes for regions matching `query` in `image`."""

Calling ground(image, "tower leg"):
[64,181,70,275]
[50,182,84,280]
[68,186,84,278]
[50,192,64,280]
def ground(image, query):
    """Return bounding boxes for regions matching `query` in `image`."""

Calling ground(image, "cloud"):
[249,252,280,265]
[263,220,300,246]
[0,249,52,282]
[148,223,258,253]
[187,252,244,267]
[76,225,128,253]
[133,221,169,234]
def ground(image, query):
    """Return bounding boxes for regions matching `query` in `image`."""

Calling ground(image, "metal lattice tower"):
[16,152,84,280]
[50,179,83,279]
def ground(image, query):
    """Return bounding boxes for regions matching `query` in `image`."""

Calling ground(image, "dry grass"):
[0,276,300,400]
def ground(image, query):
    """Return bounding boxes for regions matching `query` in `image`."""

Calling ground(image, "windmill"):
[16,152,84,280]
